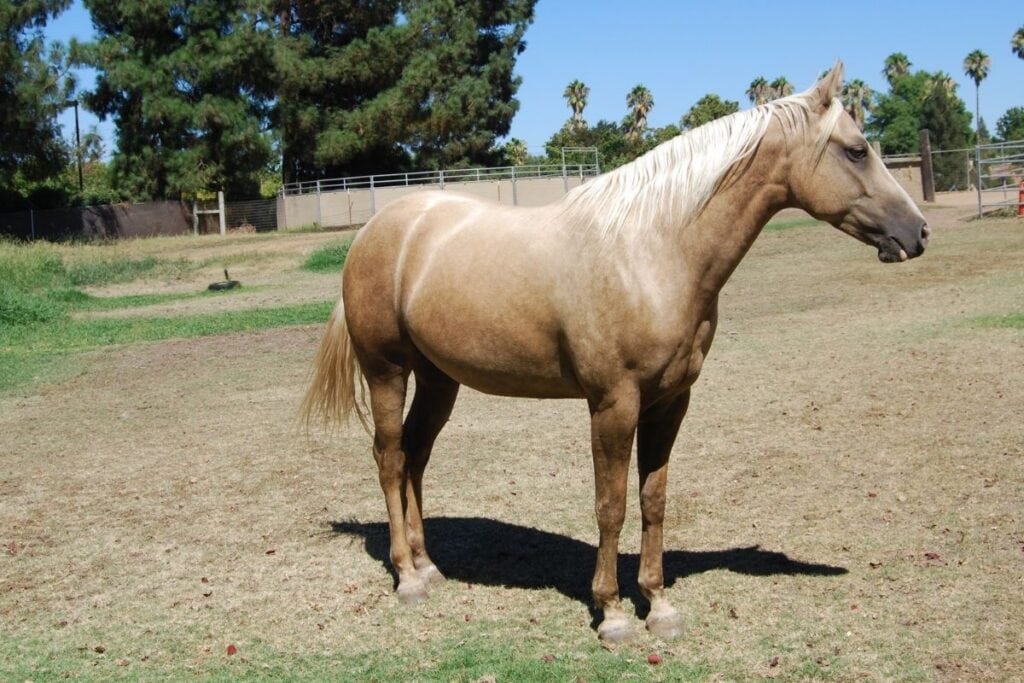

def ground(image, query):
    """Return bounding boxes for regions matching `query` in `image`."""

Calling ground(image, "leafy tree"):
[995,107,1024,141]
[563,79,589,130]
[681,93,738,130]
[625,84,654,141]
[867,70,971,155]
[977,117,991,145]
[768,77,793,100]
[0,0,72,195]
[841,79,872,130]
[962,49,990,140]
[544,119,633,171]
[920,83,972,188]
[883,52,912,86]
[746,77,770,106]
[1013,26,1024,60]
[76,0,277,199]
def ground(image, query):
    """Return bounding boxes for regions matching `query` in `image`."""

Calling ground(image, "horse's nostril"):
[921,224,931,239]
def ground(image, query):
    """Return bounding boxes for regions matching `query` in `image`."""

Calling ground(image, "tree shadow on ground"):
[330,516,847,621]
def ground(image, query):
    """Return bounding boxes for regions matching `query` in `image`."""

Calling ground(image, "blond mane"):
[558,91,844,246]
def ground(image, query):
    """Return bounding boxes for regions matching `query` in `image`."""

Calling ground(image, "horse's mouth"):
[876,235,908,263]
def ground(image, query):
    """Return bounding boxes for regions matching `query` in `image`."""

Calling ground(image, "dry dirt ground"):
[2,200,1023,680]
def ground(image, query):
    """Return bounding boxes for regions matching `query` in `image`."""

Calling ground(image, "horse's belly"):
[405,301,585,397]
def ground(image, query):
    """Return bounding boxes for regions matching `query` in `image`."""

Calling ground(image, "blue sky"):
[46,1,1024,159]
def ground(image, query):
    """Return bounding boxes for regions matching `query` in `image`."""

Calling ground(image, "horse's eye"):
[845,146,868,162]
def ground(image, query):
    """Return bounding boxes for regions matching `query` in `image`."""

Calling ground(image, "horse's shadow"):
[330,516,847,621]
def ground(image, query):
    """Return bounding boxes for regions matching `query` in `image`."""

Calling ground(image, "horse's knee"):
[595,499,626,531]
[639,489,666,524]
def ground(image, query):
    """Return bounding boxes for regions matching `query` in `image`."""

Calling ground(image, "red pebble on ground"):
[227,644,237,656]
[648,653,662,665]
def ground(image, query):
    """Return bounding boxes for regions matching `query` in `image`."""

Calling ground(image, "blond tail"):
[299,298,371,434]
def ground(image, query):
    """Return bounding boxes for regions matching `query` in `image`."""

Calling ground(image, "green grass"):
[0,238,333,393]
[0,301,333,353]
[0,301,331,392]
[764,217,824,232]
[976,312,1024,329]
[0,631,718,682]
[302,239,352,272]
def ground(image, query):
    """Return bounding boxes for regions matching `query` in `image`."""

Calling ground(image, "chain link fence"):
[1,196,278,240]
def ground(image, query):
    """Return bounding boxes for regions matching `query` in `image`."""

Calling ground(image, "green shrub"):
[303,241,351,272]
[0,288,66,326]
[0,240,66,291]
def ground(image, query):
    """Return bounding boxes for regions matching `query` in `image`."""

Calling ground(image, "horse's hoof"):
[646,609,684,640]
[418,563,446,586]
[396,580,429,605]
[597,617,636,645]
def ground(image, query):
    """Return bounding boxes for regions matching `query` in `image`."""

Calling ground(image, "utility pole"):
[65,99,83,193]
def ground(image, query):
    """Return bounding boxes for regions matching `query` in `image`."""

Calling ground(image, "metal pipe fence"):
[281,163,600,197]
[929,140,1024,205]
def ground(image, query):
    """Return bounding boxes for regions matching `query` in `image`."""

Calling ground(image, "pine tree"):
[75,0,276,199]
[0,0,72,195]
[272,0,410,184]
[274,0,536,182]
[399,0,536,170]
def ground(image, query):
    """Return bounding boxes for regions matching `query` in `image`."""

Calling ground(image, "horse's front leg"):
[636,391,690,639]
[588,385,641,643]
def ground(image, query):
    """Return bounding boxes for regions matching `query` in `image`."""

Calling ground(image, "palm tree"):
[503,138,528,166]
[563,80,589,130]
[841,79,872,130]
[1012,25,1024,60]
[963,49,991,142]
[883,52,912,86]
[768,77,793,101]
[930,71,958,96]
[746,77,770,106]
[625,84,654,141]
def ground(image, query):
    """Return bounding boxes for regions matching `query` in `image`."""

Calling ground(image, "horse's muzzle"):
[878,222,928,263]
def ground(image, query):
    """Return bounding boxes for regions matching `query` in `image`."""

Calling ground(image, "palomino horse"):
[301,63,928,643]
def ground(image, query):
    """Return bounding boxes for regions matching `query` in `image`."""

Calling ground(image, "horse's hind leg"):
[635,391,690,639]
[402,362,460,585]
[365,366,429,604]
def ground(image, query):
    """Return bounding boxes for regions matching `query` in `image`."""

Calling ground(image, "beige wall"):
[278,175,589,230]
[279,160,928,231]
[884,159,924,202]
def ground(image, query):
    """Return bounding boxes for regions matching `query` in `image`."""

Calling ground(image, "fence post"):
[316,179,323,227]
[217,191,226,235]
[30,208,35,240]
[370,175,376,215]
[918,130,935,202]
[439,169,445,190]
[511,166,518,206]
[192,200,199,235]
[975,144,983,218]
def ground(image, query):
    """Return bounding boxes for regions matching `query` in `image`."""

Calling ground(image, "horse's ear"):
[811,60,844,109]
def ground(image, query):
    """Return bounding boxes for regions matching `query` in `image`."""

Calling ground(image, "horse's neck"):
[671,171,789,295]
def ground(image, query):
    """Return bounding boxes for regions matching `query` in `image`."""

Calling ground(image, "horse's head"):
[786,62,929,263]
